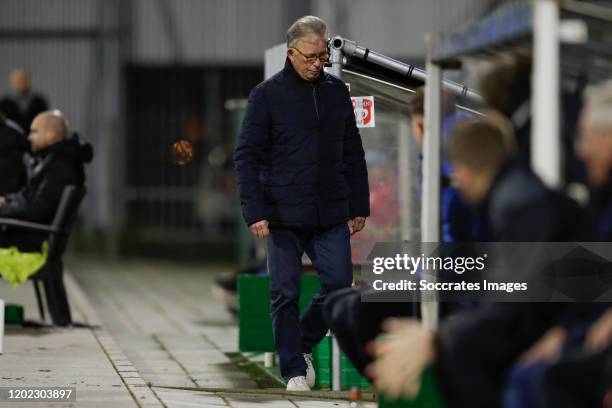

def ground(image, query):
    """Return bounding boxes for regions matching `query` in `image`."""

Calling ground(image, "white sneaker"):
[304,353,315,388]
[286,375,310,391]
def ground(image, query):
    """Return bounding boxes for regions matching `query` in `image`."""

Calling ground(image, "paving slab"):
[222,394,296,408]
[0,323,137,407]
[63,257,373,407]
[291,399,376,408]
[153,388,228,408]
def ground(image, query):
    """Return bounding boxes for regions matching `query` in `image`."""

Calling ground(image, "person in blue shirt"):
[407,86,481,243]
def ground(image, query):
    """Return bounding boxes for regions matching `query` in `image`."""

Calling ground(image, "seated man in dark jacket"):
[368,119,577,407]
[0,113,28,195]
[509,79,612,408]
[0,110,92,252]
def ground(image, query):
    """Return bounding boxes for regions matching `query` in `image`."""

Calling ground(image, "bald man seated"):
[0,111,93,252]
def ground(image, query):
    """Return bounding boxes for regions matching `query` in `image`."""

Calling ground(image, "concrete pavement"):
[0,257,375,408]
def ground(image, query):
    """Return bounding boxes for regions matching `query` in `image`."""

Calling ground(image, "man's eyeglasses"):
[291,47,329,64]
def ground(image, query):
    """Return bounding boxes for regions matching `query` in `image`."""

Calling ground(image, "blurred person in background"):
[0,68,48,133]
[506,79,612,408]
[575,80,612,239]
[448,118,573,241]
[479,49,586,185]
[367,118,578,407]
[478,49,532,165]
[408,86,481,243]
[0,113,28,194]
[234,16,369,391]
[0,110,93,252]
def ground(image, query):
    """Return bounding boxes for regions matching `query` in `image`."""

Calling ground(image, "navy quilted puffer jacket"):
[234,58,369,228]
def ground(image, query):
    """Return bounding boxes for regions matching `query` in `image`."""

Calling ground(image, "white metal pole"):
[399,117,413,242]
[421,35,441,330]
[532,0,561,188]
[327,41,344,389]
[328,37,344,79]
[331,332,342,391]
[337,36,481,103]
[264,352,275,368]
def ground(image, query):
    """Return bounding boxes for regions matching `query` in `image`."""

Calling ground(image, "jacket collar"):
[477,159,516,216]
[283,58,324,85]
[591,174,612,214]
[35,139,65,159]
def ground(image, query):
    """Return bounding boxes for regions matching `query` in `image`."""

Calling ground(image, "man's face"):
[10,69,30,95]
[410,115,424,146]
[287,36,328,82]
[452,162,482,205]
[28,116,51,152]
[577,110,612,187]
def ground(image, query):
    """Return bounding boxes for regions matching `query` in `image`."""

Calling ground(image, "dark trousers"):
[323,286,417,378]
[541,346,611,408]
[267,223,353,381]
[0,231,45,252]
[323,286,467,380]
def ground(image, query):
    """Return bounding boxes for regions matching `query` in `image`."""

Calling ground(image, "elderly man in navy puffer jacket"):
[234,15,370,392]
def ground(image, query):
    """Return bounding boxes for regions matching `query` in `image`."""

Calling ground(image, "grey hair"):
[286,16,328,48]
[584,79,612,131]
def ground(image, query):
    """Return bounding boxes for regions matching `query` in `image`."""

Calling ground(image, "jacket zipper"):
[312,83,319,120]
[311,82,321,225]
